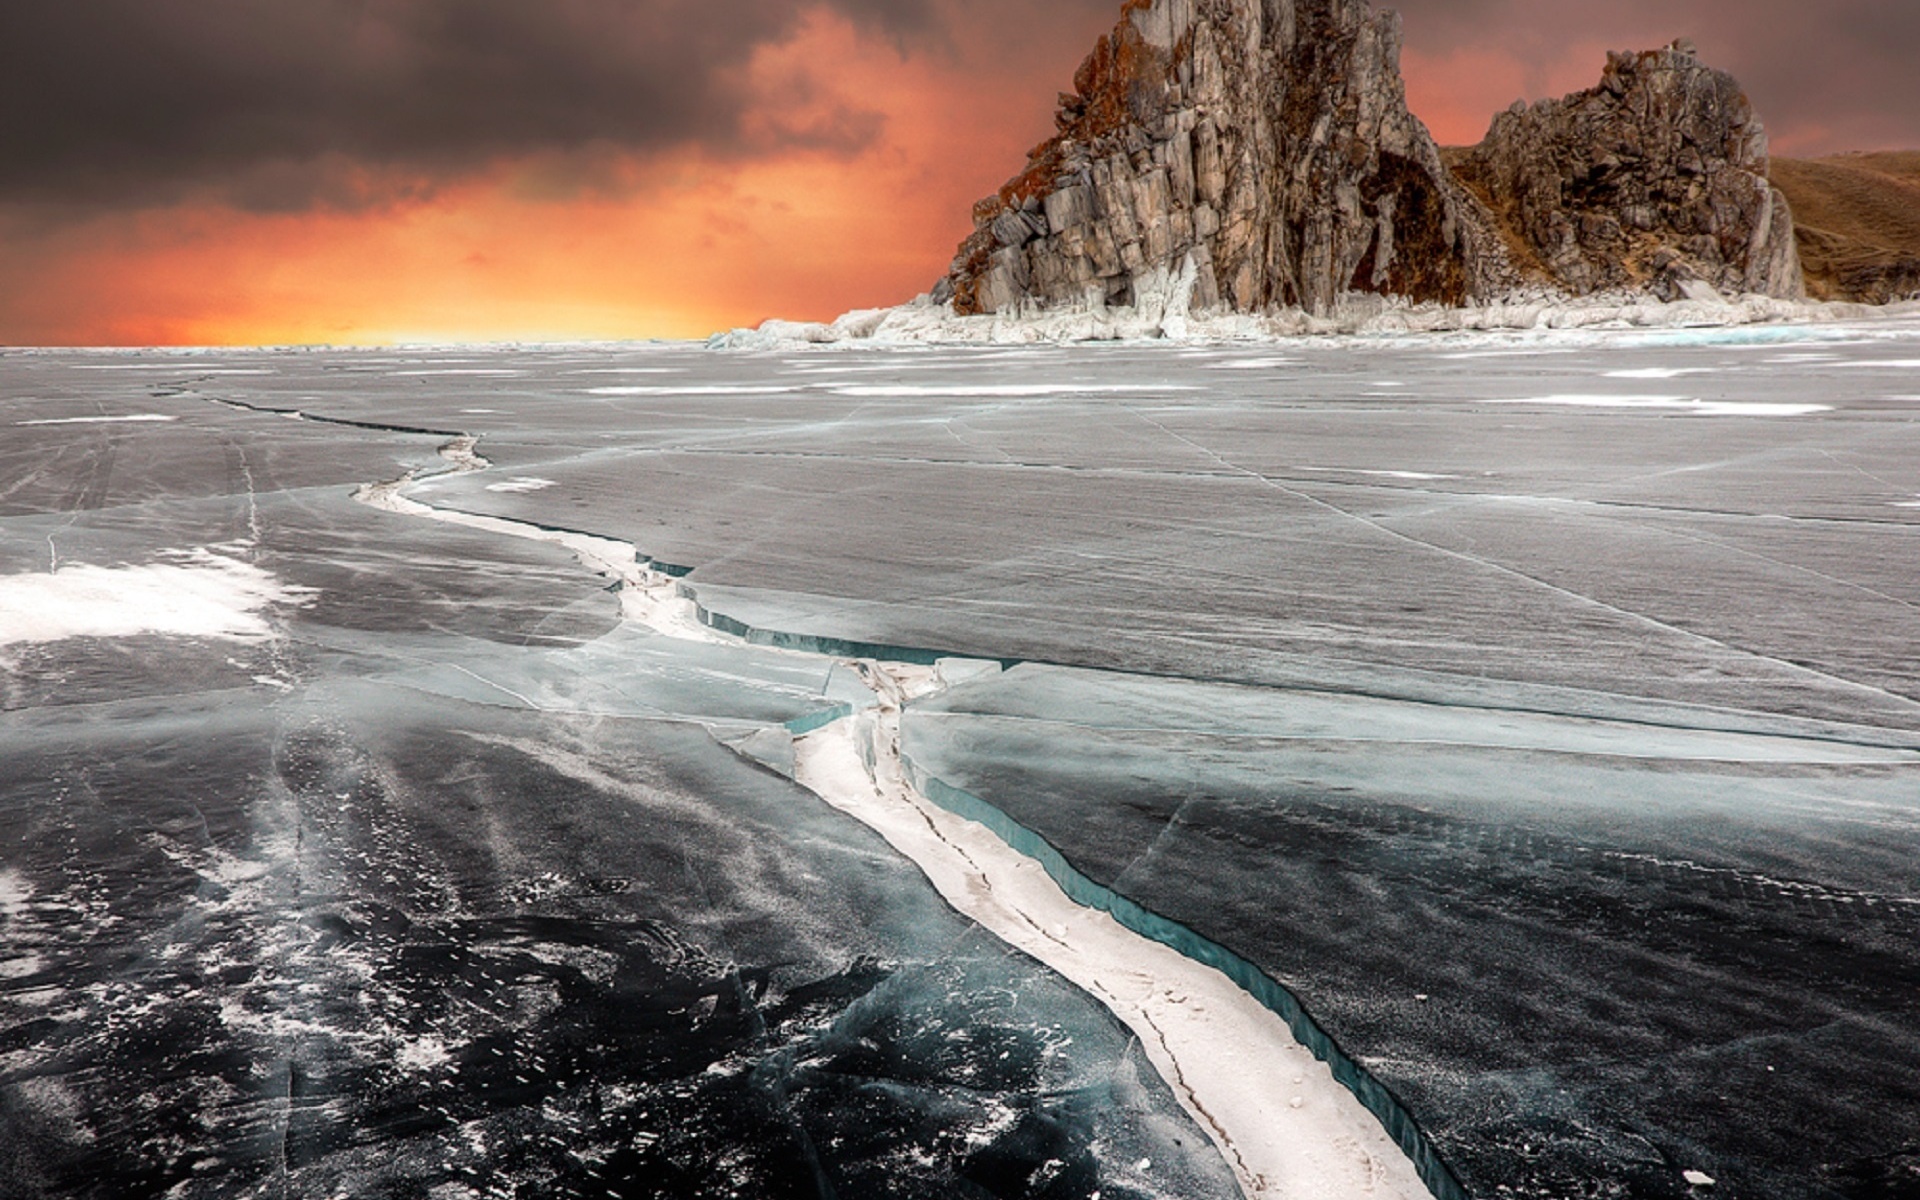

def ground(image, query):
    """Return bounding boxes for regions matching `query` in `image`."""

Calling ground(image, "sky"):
[3,0,1916,347]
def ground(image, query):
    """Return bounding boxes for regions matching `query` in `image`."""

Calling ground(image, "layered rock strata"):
[1449,41,1803,301]
[940,8,1809,317]
[938,0,1516,317]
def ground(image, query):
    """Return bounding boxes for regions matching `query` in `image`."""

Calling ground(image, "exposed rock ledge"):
[931,0,1803,321]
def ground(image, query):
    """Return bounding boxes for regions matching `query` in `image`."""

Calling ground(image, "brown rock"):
[940,13,1843,318]
[1450,41,1804,301]
[939,0,1516,317]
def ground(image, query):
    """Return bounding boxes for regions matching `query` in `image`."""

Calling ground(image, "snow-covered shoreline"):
[711,274,1920,350]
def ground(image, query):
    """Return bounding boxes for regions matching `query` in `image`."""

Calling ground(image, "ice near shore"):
[7,322,1920,1200]
[711,265,1920,349]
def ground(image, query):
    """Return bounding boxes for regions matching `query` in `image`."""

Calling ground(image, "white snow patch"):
[67,363,195,371]
[1301,466,1456,481]
[0,870,30,922]
[1486,394,1830,417]
[829,384,1200,397]
[1834,359,1920,368]
[586,385,802,396]
[1206,357,1298,369]
[17,414,177,426]
[1603,368,1715,379]
[566,367,685,375]
[0,550,313,646]
[485,477,557,494]
[388,369,524,376]
[396,1036,453,1072]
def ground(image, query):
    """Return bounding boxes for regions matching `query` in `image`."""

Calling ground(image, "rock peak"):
[937,2,1804,317]
[1451,41,1803,300]
[938,0,1515,318]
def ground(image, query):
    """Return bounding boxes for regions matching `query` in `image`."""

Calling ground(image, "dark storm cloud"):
[3,0,1908,221]
[1390,0,1920,151]
[0,0,956,211]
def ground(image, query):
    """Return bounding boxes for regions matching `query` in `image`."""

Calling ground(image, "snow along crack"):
[342,429,1446,1200]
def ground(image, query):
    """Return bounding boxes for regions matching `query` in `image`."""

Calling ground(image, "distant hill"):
[1770,152,1920,303]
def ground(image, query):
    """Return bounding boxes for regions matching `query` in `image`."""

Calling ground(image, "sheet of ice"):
[15,413,178,425]
[586,385,803,396]
[829,384,1202,397]
[387,369,525,376]
[0,550,311,645]
[794,699,1433,1200]
[350,437,1439,1200]
[1486,394,1831,416]
[1604,367,1715,378]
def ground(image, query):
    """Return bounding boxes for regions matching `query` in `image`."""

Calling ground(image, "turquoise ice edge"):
[670,568,1467,1199]
[897,747,1470,1200]
[782,703,857,738]
[683,583,1022,670]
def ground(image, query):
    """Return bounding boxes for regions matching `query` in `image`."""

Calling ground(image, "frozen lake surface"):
[4,316,1920,1199]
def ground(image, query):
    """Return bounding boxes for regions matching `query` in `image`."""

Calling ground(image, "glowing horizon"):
[3,0,1916,348]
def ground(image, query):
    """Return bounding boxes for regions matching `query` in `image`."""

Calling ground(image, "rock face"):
[938,0,1516,317]
[1448,41,1803,301]
[941,12,1813,317]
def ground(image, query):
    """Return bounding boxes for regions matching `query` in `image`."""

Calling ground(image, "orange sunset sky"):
[3,0,1916,347]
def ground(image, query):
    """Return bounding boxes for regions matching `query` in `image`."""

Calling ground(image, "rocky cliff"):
[1449,41,1803,302]
[940,9,1809,317]
[937,0,1516,317]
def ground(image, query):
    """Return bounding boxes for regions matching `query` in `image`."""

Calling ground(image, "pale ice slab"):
[1488,394,1831,416]
[15,413,178,425]
[829,383,1201,397]
[586,384,802,396]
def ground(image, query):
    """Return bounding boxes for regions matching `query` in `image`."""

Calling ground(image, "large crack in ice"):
[333,426,1455,1200]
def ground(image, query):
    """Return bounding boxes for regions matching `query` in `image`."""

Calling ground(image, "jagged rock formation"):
[1449,41,1803,302]
[940,10,1814,318]
[1770,152,1920,304]
[937,0,1516,317]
